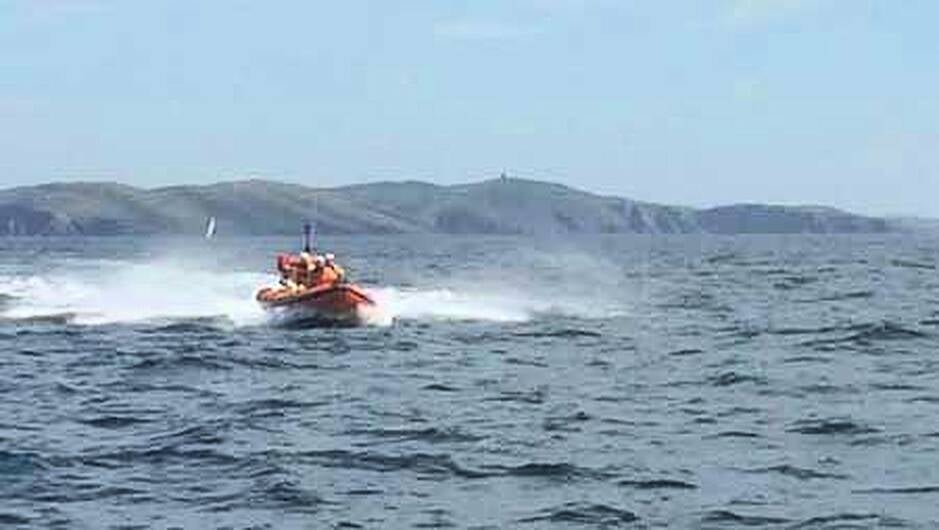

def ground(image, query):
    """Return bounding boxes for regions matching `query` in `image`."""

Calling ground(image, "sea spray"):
[368,285,626,323]
[369,287,533,322]
[0,259,269,326]
[0,242,631,326]
[368,243,632,322]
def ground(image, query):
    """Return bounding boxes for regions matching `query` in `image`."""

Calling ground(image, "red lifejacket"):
[276,254,291,274]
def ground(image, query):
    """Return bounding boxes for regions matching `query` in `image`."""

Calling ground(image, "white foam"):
[0,256,627,326]
[367,286,625,323]
[0,260,269,326]
[368,287,530,322]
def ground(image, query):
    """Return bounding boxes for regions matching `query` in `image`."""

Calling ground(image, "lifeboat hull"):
[256,283,377,326]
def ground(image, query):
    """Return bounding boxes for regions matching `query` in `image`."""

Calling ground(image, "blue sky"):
[1,0,937,215]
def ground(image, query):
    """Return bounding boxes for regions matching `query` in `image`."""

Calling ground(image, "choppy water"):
[1,234,938,528]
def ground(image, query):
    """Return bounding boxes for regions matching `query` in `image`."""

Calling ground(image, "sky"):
[1,0,937,216]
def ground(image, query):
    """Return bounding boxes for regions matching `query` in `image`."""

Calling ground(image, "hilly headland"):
[0,177,893,236]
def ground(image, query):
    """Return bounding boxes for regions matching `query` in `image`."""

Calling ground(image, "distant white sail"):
[204,216,217,239]
[7,217,15,236]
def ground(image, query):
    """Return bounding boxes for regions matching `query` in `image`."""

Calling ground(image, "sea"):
[1,234,938,529]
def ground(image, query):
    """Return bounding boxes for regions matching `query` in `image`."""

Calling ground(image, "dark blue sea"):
[1,234,938,528]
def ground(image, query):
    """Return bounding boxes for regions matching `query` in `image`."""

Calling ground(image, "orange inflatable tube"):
[256,282,375,320]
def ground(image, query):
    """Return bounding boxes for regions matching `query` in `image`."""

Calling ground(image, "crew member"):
[275,254,300,292]
[295,251,313,287]
[276,254,290,280]
[304,255,325,286]
[323,253,345,284]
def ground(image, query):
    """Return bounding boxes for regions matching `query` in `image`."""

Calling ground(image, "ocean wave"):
[853,485,939,494]
[701,510,790,526]
[788,418,880,436]
[344,426,484,444]
[291,450,491,479]
[618,478,698,490]
[493,461,613,480]
[708,371,768,387]
[517,502,639,525]
[791,512,895,528]
[800,321,930,349]
[742,464,848,481]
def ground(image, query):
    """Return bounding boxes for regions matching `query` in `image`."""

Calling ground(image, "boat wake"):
[0,261,268,326]
[371,286,625,323]
[0,260,625,327]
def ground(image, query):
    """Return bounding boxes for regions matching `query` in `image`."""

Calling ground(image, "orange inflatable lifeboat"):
[256,225,378,326]
[256,281,376,325]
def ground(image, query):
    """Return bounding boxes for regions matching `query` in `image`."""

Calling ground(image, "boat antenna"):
[305,189,319,253]
[303,222,313,253]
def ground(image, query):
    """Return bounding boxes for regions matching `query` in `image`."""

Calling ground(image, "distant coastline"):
[0,178,896,236]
